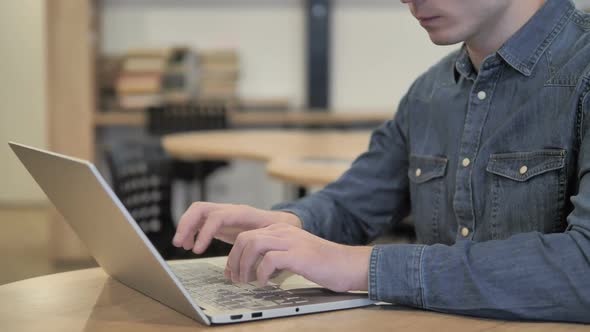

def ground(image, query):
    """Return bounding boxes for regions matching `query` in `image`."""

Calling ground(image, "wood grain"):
[0,267,583,331]
[162,129,371,162]
[46,0,95,262]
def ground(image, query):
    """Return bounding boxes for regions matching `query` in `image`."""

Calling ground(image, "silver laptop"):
[9,142,374,325]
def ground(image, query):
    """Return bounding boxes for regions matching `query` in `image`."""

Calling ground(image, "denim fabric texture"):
[273,0,590,322]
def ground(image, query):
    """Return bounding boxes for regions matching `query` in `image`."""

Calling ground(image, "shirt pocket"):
[485,149,567,239]
[408,154,448,244]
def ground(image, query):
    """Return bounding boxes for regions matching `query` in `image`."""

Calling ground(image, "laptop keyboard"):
[171,262,309,311]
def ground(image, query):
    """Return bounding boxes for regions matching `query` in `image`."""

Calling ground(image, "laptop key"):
[173,262,312,311]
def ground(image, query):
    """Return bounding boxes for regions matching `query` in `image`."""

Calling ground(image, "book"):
[162,48,198,102]
[116,73,162,95]
[125,47,178,58]
[118,94,163,110]
[199,64,239,80]
[116,46,198,109]
[122,57,167,73]
[199,86,237,100]
[198,49,239,66]
[196,49,240,101]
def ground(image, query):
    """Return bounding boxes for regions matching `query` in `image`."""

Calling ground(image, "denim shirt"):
[274,0,590,322]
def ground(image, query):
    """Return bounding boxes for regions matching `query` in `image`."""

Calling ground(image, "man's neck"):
[466,0,545,71]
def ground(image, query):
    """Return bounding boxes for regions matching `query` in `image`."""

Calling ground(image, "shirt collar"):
[498,0,575,77]
[454,45,476,83]
[453,0,575,82]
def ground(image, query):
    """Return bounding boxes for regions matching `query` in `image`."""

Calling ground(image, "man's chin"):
[426,31,462,46]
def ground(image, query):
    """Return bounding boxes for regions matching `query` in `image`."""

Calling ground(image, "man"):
[173,0,590,322]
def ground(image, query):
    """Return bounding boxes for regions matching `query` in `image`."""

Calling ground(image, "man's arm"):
[173,94,413,253]
[369,94,590,323]
[273,96,412,245]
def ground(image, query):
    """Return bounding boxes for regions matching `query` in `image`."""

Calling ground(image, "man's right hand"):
[171,202,302,254]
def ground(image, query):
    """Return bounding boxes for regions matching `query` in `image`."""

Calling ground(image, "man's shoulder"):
[548,9,590,84]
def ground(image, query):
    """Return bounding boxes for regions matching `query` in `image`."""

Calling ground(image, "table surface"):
[1,267,585,332]
[162,129,371,187]
[267,157,354,187]
[162,129,371,162]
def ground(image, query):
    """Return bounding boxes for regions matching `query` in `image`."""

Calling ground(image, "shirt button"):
[519,165,528,175]
[461,227,470,237]
[415,168,422,177]
[462,158,471,167]
[477,91,487,100]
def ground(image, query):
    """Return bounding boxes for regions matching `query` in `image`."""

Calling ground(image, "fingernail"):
[192,242,201,254]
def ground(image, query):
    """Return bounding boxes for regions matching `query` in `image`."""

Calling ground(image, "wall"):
[3,0,589,204]
[332,2,455,110]
[100,0,457,111]
[0,0,47,205]
[101,0,307,108]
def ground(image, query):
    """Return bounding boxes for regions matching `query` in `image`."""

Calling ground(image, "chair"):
[147,102,229,203]
[104,140,231,260]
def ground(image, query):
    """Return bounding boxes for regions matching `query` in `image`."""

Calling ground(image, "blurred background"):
[2,0,589,285]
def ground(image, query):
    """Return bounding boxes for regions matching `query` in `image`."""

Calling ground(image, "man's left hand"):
[225,223,372,293]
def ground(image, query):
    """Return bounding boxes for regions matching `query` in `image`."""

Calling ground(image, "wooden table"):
[162,129,371,163]
[1,267,583,331]
[267,157,353,187]
[162,130,370,194]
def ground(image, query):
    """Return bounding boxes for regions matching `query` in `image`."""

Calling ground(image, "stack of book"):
[116,47,197,110]
[197,49,240,102]
[98,54,124,110]
[161,47,198,103]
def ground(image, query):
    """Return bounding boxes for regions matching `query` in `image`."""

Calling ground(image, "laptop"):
[9,142,374,325]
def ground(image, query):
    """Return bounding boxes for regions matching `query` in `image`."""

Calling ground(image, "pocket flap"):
[408,155,448,184]
[486,149,566,182]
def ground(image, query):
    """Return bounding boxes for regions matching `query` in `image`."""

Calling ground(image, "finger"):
[173,202,217,249]
[193,209,238,254]
[224,265,231,280]
[226,230,253,282]
[239,235,288,283]
[226,227,278,281]
[227,229,268,282]
[227,230,284,283]
[256,251,292,287]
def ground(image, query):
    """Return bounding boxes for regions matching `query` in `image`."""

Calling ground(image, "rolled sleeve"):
[269,98,412,245]
[271,201,317,234]
[368,244,427,308]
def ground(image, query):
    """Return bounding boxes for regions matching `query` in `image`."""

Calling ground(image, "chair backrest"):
[104,141,177,257]
[147,102,228,136]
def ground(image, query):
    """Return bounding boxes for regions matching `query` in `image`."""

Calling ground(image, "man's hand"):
[226,223,372,293]
[172,202,301,254]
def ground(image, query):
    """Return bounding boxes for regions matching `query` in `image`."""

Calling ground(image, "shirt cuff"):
[270,202,316,234]
[368,244,427,308]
